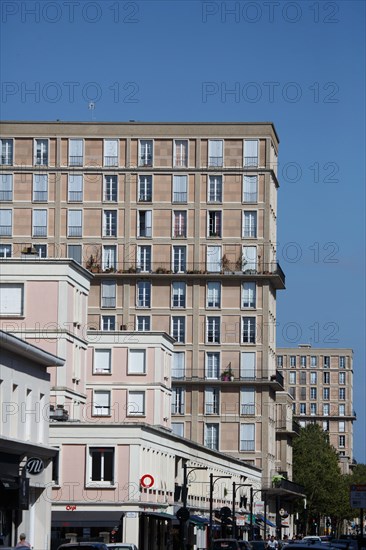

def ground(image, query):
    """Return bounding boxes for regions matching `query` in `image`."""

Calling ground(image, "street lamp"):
[250,487,263,541]
[180,463,208,550]
[232,481,251,540]
[209,473,231,550]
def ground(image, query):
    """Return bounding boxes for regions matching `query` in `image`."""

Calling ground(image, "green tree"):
[293,424,345,534]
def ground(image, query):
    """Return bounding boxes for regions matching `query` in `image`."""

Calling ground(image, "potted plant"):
[221,254,231,272]
[235,253,244,272]
[86,254,100,273]
[221,365,234,381]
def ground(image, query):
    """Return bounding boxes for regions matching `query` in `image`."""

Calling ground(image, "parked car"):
[302,537,322,543]
[238,542,254,550]
[213,539,241,550]
[250,541,268,550]
[57,544,109,550]
[330,540,358,550]
[106,544,138,550]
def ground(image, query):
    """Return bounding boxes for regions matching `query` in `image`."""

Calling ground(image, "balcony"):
[68,226,82,237]
[32,226,47,237]
[0,225,11,236]
[104,156,118,167]
[69,156,83,166]
[171,368,285,386]
[208,156,223,167]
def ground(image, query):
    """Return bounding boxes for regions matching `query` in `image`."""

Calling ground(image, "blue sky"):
[1,0,365,462]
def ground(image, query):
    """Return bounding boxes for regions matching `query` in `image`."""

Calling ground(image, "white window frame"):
[173,210,187,238]
[243,175,258,203]
[242,316,256,344]
[206,245,221,273]
[240,352,256,379]
[32,209,47,237]
[243,139,258,167]
[208,175,223,202]
[93,349,112,374]
[101,315,116,331]
[172,174,188,203]
[242,282,256,308]
[172,245,186,273]
[0,174,13,201]
[174,139,188,167]
[136,280,151,308]
[172,281,186,308]
[242,211,257,238]
[136,315,151,331]
[172,316,185,343]
[127,391,145,416]
[101,280,116,308]
[205,388,219,415]
[1,138,13,165]
[0,244,12,258]
[102,245,117,271]
[67,209,82,238]
[128,349,146,374]
[68,138,83,166]
[103,210,117,237]
[138,174,152,202]
[137,245,151,272]
[207,281,221,308]
[240,388,255,416]
[0,209,12,236]
[206,316,220,344]
[68,174,83,202]
[92,390,111,416]
[0,283,24,316]
[139,139,153,167]
[103,175,118,202]
[204,423,219,450]
[137,210,152,238]
[34,139,49,166]
[240,423,255,451]
[172,387,185,414]
[103,139,119,167]
[87,446,114,486]
[208,139,223,167]
[172,352,185,379]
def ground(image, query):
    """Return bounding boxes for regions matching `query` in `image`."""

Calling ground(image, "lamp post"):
[250,487,264,541]
[232,481,251,540]
[180,464,208,550]
[209,473,231,550]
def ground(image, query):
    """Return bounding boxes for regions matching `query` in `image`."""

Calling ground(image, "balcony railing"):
[138,226,152,238]
[208,156,223,167]
[34,156,48,166]
[139,156,152,167]
[68,191,83,202]
[174,156,188,167]
[0,225,11,236]
[171,368,285,383]
[68,226,82,237]
[33,191,48,202]
[101,297,116,308]
[244,156,258,167]
[173,192,187,203]
[104,156,118,167]
[69,156,83,166]
[32,226,47,237]
[1,155,13,165]
[0,191,12,201]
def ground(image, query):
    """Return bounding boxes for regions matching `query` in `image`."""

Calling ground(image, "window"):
[173,175,188,202]
[310,372,317,384]
[33,209,47,237]
[339,388,346,400]
[127,391,145,415]
[51,450,59,485]
[207,281,221,308]
[243,211,257,238]
[339,356,346,368]
[208,175,222,202]
[290,356,296,367]
[93,390,111,416]
[137,210,152,238]
[93,349,111,374]
[0,209,12,236]
[240,351,256,379]
[242,282,256,308]
[0,244,12,258]
[101,315,115,331]
[137,280,151,308]
[103,245,117,270]
[339,404,345,416]
[139,140,153,166]
[67,210,82,237]
[300,356,307,367]
[208,211,222,237]
[0,174,13,201]
[172,388,185,414]
[34,244,47,258]
[89,447,114,484]
[300,386,306,399]
[277,355,283,368]
[68,244,82,264]
[244,139,258,167]
[68,174,83,202]
[172,246,186,273]
[173,211,187,238]
[324,356,330,368]
[339,435,345,448]
[323,387,330,400]
[101,280,116,308]
[240,423,255,451]
[136,316,150,331]
[300,403,306,415]
[172,423,184,437]
[310,387,317,400]
[323,403,330,416]
[205,423,219,450]
[310,356,318,367]
[172,316,185,343]
[138,175,152,202]
[339,421,345,433]
[35,139,48,165]
[206,245,221,273]
[242,246,257,272]
[289,372,296,384]
[172,352,185,379]
[310,403,317,416]
[206,352,220,379]
[103,210,117,237]
[300,372,306,385]
[68,139,83,166]
[174,140,188,167]
[128,349,146,374]
[206,316,220,343]
[208,139,223,167]
[0,283,23,315]
[241,387,255,415]
[1,139,13,165]
[172,281,186,308]
[104,139,118,167]
[323,372,330,384]
[205,388,219,414]
[137,245,151,272]
[104,175,118,202]
[242,317,256,343]
[323,420,329,431]
[339,372,345,384]
[243,175,258,203]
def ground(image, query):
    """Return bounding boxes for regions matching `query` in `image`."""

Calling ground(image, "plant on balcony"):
[272,473,285,487]
[235,253,245,272]
[86,254,101,273]
[221,365,234,381]
[221,254,231,272]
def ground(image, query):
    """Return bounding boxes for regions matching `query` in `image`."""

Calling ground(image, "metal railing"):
[0,191,12,201]
[172,368,285,383]
[33,191,48,202]
[173,192,187,202]
[68,191,83,202]
[32,226,47,237]
[104,156,118,167]
[68,226,82,237]
[0,225,11,236]
[69,156,83,166]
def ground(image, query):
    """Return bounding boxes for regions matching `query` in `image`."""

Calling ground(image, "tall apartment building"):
[0,122,302,516]
[276,346,355,473]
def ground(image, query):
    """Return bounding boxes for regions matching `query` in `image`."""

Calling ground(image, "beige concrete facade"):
[276,346,355,473]
[1,121,292,489]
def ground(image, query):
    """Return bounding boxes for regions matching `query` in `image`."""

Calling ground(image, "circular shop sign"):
[140,474,155,488]
[25,457,45,475]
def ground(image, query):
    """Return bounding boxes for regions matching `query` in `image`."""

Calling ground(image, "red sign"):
[140,474,155,488]
[66,505,77,511]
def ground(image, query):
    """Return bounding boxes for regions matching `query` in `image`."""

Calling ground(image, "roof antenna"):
[88,101,95,121]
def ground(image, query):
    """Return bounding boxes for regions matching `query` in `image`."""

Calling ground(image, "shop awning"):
[189,515,209,526]
[52,511,123,528]
[143,512,176,520]
[256,514,276,527]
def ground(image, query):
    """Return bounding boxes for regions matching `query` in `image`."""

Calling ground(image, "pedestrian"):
[16,534,31,548]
